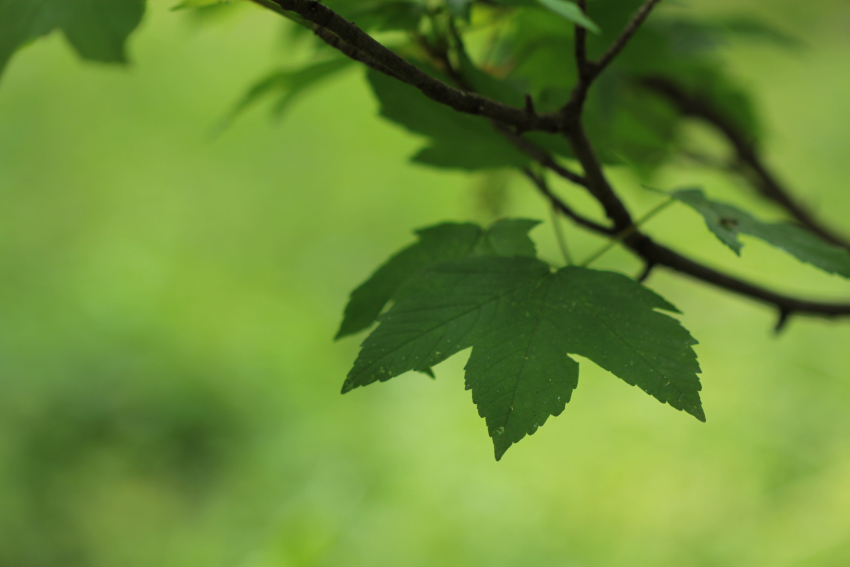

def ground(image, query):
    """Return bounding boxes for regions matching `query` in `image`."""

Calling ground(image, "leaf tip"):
[691,406,707,423]
[492,430,512,461]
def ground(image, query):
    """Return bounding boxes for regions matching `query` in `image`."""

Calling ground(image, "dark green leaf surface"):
[0,0,145,80]
[344,256,703,460]
[336,219,540,339]
[673,188,850,278]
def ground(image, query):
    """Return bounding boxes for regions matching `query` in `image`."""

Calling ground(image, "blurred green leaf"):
[367,68,531,170]
[672,188,850,277]
[337,219,540,339]
[343,255,703,459]
[226,57,353,125]
[536,0,599,33]
[715,16,803,49]
[0,0,145,80]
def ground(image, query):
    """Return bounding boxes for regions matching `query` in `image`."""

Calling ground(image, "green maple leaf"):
[343,256,703,460]
[672,188,850,277]
[0,0,146,81]
[336,219,540,339]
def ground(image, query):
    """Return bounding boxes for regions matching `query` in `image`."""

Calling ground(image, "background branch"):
[563,0,663,116]
[641,75,850,250]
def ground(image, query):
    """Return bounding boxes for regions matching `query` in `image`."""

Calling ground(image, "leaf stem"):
[551,203,574,265]
[580,196,674,267]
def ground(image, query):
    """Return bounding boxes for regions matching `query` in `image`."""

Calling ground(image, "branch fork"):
[252,0,850,326]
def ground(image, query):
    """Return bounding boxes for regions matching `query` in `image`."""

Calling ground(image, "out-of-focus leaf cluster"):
[0,0,146,80]
[0,0,798,185]
[219,0,797,180]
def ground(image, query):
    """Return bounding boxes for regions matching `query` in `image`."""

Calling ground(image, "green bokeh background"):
[1,1,849,565]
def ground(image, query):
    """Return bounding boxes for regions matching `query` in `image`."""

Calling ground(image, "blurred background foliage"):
[1,0,850,565]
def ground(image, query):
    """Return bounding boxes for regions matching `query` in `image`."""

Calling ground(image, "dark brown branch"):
[548,210,850,319]
[311,26,407,83]
[523,169,614,234]
[574,0,591,81]
[641,75,850,250]
[257,0,564,132]
[563,0,662,119]
[563,122,634,229]
[626,234,850,320]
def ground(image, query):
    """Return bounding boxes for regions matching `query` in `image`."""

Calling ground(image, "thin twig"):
[580,196,673,266]
[562,0,663,117]
[593,0,663,78]
[495,123,587,186]
[522,169,614,234]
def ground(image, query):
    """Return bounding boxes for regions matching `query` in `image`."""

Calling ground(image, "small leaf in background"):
[672,188,850,278]
[0,0,145,81]
[536,0,599,33]
[367,69,531,170]
[714,16,803,49]
[344,256,703,460]
[336,219,540,339]
[224,58,353,127]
